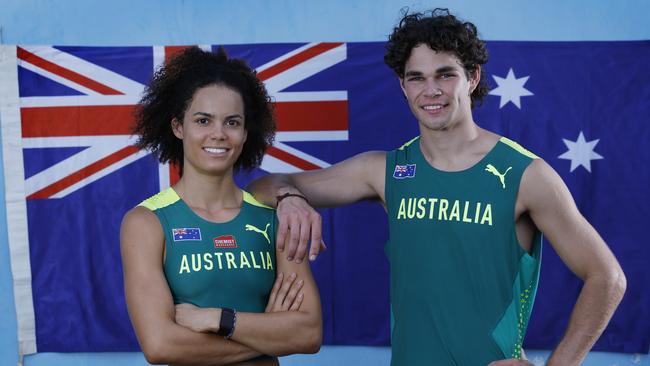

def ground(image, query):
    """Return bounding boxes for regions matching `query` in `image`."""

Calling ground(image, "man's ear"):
[171,118,183,139]
[469,65,481,93]
[399,77,407,98]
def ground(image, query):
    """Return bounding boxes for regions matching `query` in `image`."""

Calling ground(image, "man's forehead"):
[404,60,464,74]
[405,46,464,70]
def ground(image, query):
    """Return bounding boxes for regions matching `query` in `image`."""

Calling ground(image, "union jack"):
[4,42,349,354]
[16,43,348,199]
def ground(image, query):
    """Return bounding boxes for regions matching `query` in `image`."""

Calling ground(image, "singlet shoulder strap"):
[243,191,273,210]
[499,137,539,160]
[397,135,420,151]
[138,187,181,211]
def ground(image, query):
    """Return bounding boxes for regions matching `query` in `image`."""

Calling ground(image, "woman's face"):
[172,84,247,177]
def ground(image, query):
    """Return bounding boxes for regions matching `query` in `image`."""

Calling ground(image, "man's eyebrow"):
[404,65,459,77]
[435,66,458,74]
[404,70,423,77]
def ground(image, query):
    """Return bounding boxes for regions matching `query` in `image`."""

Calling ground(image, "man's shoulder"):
[497,136,539,160]
[385,135,419,163]
[395,135,420,152]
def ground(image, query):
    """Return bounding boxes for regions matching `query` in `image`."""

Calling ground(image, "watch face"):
[218,308,236,338]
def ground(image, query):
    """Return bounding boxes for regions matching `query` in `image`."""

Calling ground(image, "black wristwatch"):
[216,308,237,339]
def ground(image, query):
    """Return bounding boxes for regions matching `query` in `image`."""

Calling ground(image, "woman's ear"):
[171,118,183,139]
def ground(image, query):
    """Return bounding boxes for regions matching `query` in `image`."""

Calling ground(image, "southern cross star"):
[489,68,534,109]
[558,131,604,173]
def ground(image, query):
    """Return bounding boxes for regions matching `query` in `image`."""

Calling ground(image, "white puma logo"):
[245,223,271,244]
[485,164,512,189]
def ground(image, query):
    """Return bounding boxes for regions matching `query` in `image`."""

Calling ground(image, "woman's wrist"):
[207,308,222,333]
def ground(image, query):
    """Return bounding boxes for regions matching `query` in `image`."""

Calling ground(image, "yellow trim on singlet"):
[243,191,273,209]
[140,188,271,211]
[138,187,181,211]
[398,135,420,151]
[499,137,539,159]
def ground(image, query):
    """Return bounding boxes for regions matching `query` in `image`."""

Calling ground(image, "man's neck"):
[418,120,498,172]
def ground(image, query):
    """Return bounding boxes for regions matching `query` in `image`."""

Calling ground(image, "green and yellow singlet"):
[139,188,277,312]
[384,136,542,366]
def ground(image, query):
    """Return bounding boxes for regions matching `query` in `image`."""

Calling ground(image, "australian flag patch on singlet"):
[393,164,416,179]
[172,228,202,241]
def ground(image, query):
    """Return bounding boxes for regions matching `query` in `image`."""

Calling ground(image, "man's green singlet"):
[384,136,542,365]
[139,188,277,312]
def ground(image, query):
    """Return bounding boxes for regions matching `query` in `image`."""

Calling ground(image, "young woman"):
[120,47,321,366]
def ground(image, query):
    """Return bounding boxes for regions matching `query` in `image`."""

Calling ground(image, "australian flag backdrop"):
[0,41,648,355]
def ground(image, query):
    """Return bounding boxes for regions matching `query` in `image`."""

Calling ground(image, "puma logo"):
[485,164,512,189]
[245,223,271,244]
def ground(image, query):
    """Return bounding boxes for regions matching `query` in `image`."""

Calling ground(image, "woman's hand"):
[265,272,305,312]
[174,303,220,333]
[174,271,307,333]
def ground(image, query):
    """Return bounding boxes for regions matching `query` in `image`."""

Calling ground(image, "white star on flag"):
[558,131,604,172]
[489,68,534,108]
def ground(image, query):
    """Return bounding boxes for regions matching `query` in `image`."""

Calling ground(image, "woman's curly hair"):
[133,46,275,172]
[384,8,489,108]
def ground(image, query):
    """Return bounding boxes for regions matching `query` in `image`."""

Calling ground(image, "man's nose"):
[423,79,442,97]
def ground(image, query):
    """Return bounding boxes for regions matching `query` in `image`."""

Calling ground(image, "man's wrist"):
[276,192,309,205]
[276,186,302,197]
[276,187,306,206]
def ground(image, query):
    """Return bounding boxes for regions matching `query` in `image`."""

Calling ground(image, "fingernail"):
[309,255,316,261]
[287,256,293,261]
[298,280,304,286]
[290,273,296,279]
[296,258,303,264]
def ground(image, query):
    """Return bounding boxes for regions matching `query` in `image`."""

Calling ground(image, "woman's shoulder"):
[138,187,181,212]
[122,205,161,231]
[242,190,275,212]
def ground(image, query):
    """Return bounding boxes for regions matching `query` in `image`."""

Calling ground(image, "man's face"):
[400,44,478,132]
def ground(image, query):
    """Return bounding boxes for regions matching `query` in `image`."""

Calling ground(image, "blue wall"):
[1,1,649,365]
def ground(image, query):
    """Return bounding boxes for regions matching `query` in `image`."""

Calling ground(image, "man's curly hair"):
[384,8,489,108]
[133,46,275,173]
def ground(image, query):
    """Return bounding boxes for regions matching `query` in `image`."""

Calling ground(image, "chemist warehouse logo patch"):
[214,235,238,248]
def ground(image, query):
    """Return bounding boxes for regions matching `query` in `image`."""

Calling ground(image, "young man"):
[249,9,625,366]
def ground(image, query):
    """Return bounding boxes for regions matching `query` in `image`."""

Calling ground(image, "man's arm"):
[247,151,386,261]
[121,207,262,365]
[518,159,625,365]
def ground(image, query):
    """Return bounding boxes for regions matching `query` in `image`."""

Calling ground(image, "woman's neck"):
[173,169,242,211]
